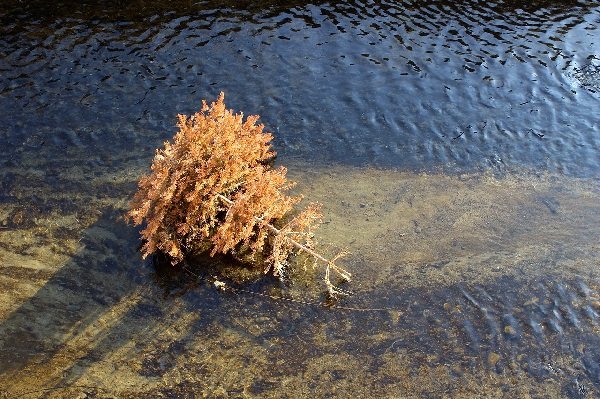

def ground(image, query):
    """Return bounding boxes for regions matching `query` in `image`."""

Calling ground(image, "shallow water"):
[1,1,600,398]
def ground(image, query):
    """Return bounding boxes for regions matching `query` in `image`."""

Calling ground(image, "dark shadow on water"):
[0,209,141,371]
[0,0,594,22]
[0,204,308,395]
[0,203,599,397]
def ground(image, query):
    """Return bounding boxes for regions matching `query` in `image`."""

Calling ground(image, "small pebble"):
[488,352,501,367]
[504,325,517,336]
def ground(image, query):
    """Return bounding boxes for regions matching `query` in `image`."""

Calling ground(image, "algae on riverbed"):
[1,159,599,398]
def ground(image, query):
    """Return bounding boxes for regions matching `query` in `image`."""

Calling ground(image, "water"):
[2,0,599,174]
[1,1,599,397]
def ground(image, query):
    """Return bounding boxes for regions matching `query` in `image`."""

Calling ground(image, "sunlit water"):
[0,1,599,398]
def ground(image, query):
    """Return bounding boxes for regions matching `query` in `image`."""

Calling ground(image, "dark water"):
[1,0,599,174]
[1,1,600,398]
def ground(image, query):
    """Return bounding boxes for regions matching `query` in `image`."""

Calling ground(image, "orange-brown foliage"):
[126,92,325,278]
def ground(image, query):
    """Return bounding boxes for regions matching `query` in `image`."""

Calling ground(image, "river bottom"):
[0,162,599,398]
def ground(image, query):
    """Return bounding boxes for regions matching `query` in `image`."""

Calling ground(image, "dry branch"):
[126,92,351,295]
[217,193,351,294]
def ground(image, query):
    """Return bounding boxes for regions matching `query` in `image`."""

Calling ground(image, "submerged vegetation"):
[126,93,350,295]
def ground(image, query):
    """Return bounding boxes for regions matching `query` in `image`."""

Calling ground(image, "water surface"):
[1,1,599,398]
[1,0,599,173]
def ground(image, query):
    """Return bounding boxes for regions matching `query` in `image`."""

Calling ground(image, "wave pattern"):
[352,276,600,396]
[0,0,599,174]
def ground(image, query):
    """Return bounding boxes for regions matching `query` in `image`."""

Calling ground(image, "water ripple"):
[371,276,600,394]
[0,1,598,174]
